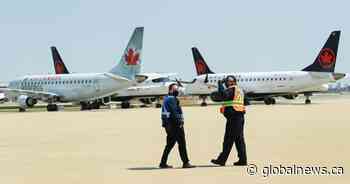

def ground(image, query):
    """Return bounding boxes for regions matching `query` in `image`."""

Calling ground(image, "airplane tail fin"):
[302,31,341,72]
[109,27,144,80]
[191,47,215,75]
[51,46,70,74]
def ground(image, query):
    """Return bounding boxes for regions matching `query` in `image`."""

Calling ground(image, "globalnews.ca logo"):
[247,164,344,177]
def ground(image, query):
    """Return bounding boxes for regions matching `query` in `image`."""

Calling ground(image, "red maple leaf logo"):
[196,59,206,75]
[318,48,336,69]
[124,48,140,65]
[55,62,64,74]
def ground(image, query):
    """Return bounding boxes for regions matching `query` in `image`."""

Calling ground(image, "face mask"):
[172,90,179,97]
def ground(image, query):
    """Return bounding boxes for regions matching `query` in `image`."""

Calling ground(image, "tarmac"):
[0,94,349,183]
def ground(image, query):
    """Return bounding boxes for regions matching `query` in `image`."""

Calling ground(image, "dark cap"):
[168,83,178,92]
[226,75,237,82]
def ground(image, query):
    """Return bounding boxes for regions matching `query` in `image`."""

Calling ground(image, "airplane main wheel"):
[271,98,276,105]
[80,102,91,111]
[201,102,208,106]
[264,98,272,105]
[305,99,311,104]
[91,102,100,109]
[47,104,58,111]
[121,101,130,109]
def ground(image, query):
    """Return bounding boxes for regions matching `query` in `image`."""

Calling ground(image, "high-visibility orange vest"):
[220,85,246,113]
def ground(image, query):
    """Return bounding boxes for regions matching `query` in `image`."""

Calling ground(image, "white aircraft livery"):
[3,27,144,111]
[50,46,176,108]
[185,31,346,105]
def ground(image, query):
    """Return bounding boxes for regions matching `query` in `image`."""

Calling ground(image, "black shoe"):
[159,163,173,169]
[211,159,225,166]
[233,160,247,166]
[182,162,196,168]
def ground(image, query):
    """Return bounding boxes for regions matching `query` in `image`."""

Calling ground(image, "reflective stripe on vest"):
[161,100,170,118]
[220,85,245,113]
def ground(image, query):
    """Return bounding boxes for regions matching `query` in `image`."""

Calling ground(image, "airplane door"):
[94,79,101,92]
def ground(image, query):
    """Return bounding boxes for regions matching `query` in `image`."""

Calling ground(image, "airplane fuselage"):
[186,71,335,96]
[7,73,132,102]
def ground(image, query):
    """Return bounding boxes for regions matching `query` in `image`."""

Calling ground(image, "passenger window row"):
[21,80,93,86]
[209,77,289,83]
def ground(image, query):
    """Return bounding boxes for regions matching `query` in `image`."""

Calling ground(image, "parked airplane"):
[50,47,176,108]
[111,73,176,108]
[3,27,144,112]
[185,31,346,105]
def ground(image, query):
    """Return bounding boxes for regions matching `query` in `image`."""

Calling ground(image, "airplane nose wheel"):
[304,93,312,104]
[155,97,162,108]
[305,99,311,104]
[200,96,208,106]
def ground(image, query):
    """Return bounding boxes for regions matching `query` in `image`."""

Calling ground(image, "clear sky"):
[0,0,349,82]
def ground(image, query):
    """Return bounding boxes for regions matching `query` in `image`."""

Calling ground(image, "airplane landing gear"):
[47,104,58,111]
[304,93,312,104]
[121,101,131,109]
[264,97,276,105]
[271,98,276,104]
[200,96,208,106]
[80,100,102,110]
[155,98,161,108]
[80,102,92,111]
[91,101,101,109]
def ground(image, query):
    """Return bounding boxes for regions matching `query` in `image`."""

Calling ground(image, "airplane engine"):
[17,95,37,108]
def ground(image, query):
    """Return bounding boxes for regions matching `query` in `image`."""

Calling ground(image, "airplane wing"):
[136,73,178,80]
[162,73,178,77]
[2,88,59,101]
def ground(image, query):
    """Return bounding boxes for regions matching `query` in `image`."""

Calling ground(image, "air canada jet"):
[49,47,176,108]
[3,27,144,112]
[185,31,346,105]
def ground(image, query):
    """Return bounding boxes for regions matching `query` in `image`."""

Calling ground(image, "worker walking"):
[159,83,195,169]
[210,75,247,166]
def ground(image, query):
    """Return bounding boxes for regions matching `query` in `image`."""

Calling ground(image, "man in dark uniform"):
[159,83,195,169]
[210,75,247,166]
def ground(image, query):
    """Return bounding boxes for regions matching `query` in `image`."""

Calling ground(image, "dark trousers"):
[160,124,189,164]
[217,113,247,163]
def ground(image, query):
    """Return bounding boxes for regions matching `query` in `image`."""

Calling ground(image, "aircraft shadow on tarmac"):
[127,164,233,171]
